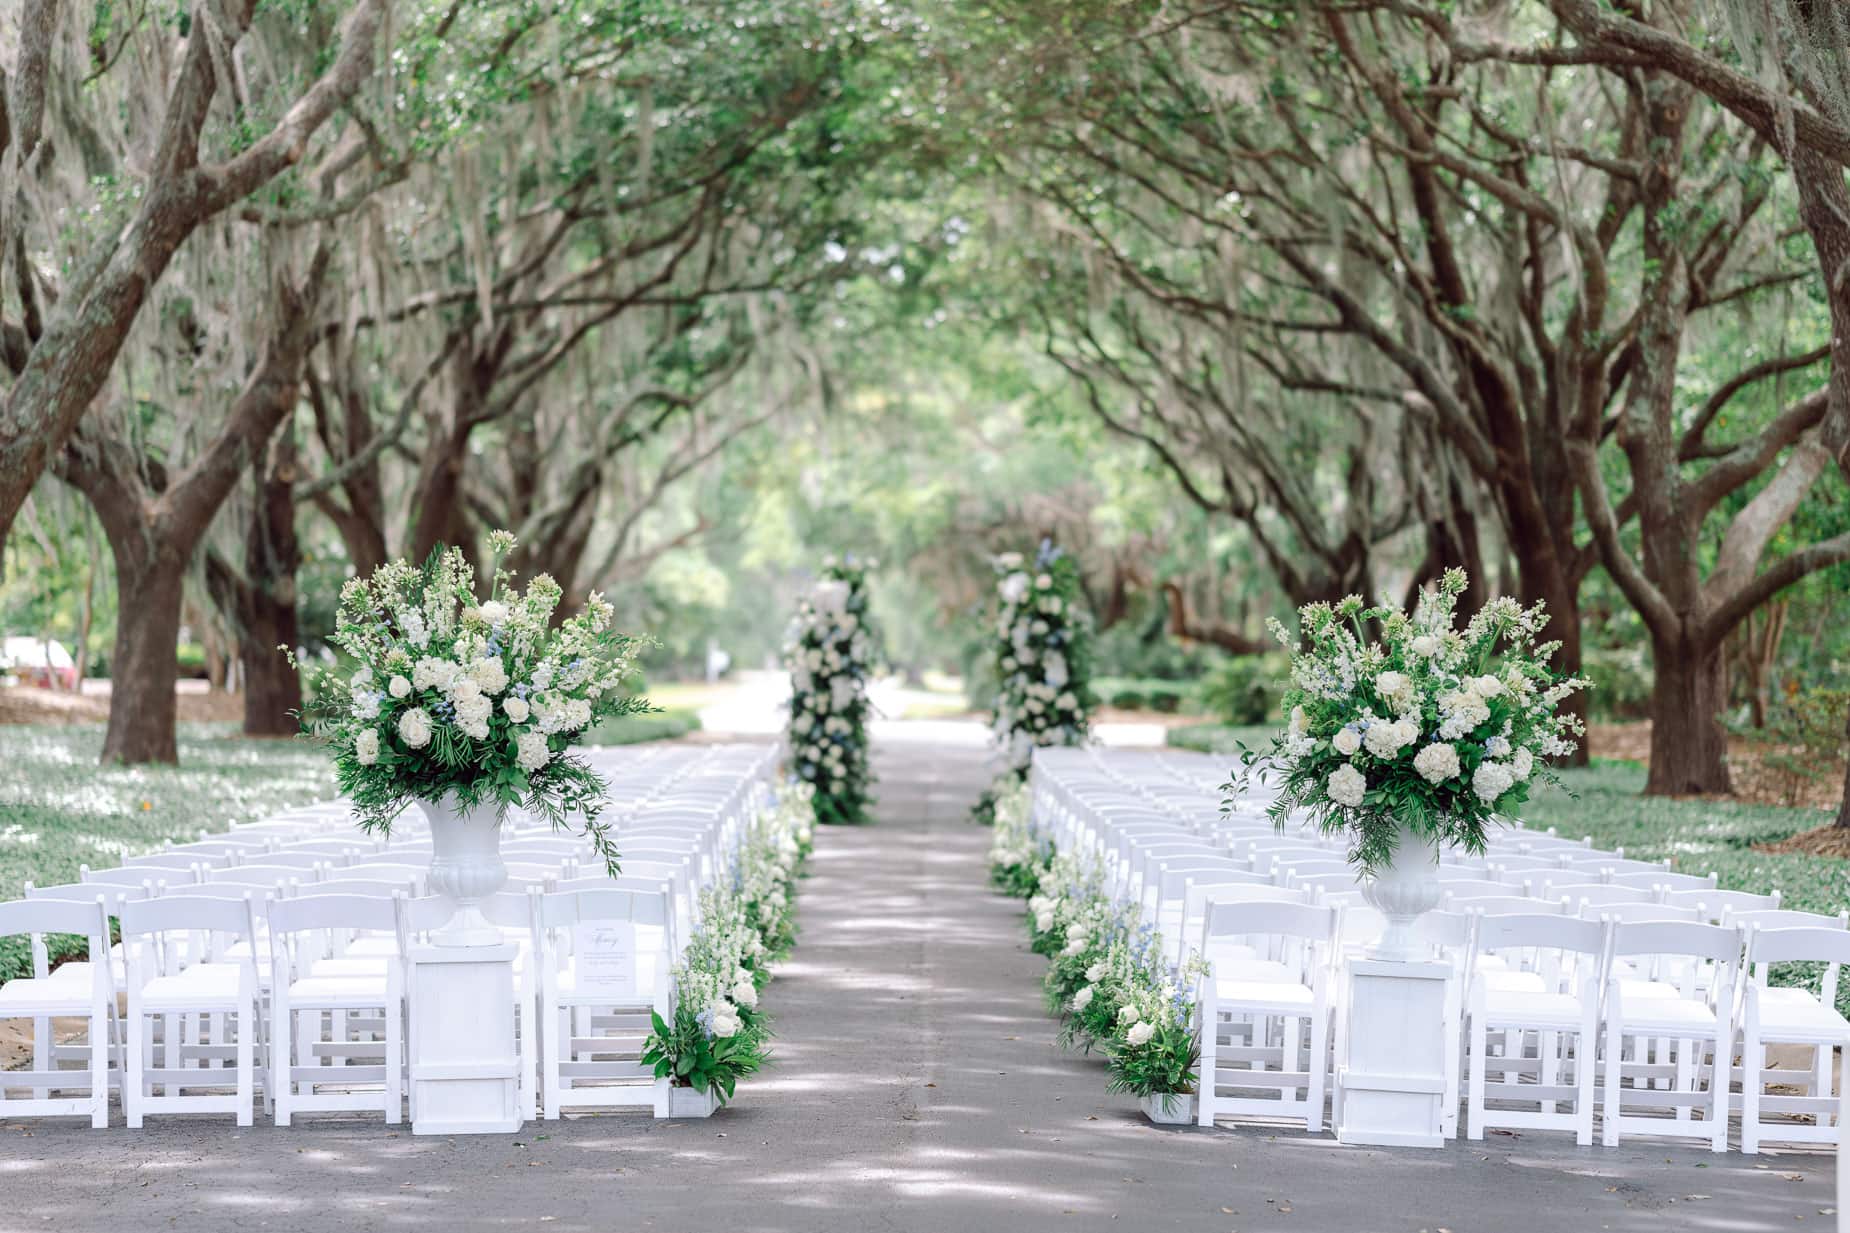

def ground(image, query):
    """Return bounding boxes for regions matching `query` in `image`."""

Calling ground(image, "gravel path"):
[3,732,1835,1232]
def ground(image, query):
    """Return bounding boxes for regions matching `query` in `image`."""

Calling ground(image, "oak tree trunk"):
[238,433,303,737]
[101,544,186,765]
[1644,636,1733,796]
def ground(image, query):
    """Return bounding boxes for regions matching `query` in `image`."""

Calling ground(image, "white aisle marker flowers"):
[783,557,881,826]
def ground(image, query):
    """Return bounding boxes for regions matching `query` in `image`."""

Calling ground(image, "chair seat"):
[1214,977,1314,1010]
[0,976,95,1017]
[1481,989,1587,1029]
[1479,968,1547,994]
[141,963,248,1011]
[1753,992,1850,1043]
[48,958,125,987]
[286,973,391,1005]
[310,956,393,979]
[1614,995,1718,1035]
[1615,977,1682,1001]
[1215,958,1296,984]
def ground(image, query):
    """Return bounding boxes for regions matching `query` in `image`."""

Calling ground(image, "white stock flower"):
[478,600,510,627]
[1375,671,1413,709]
[1287,705,1307,737]
[1332,727,1362,757]
[397,708,433,749]
[1085,961,1106,983]
[351,667,373,691]
[1413,742,1462,784]
[503,695,530,723]
[354,729,381,766]
[1072,985,1094,1011]
[1125,1021,1156,1048]
[1327,763,1367,808]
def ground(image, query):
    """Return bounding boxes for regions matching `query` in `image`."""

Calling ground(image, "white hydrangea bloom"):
[515,730,551,773]
[1413,743,1461,783]
[354,729,381,765]
[1327,763,1366,807]
[1472,760,1515,803]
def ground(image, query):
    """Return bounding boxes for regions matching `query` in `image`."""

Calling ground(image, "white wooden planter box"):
[665,1085,723,1119]
[1140,1092,1196,1125]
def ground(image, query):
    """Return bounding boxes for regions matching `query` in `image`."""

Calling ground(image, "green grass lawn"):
[583,706,702,745]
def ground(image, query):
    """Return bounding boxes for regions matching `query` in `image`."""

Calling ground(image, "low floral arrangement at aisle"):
[785,556,881,826]
[990,781,1204,1118]
[1236,569,1589,872]
[972,541,1094,825]
[641,780,814,1106]
[287,531,650,872]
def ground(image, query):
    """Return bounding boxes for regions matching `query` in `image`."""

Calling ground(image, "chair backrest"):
[208,863,315,888]
[81,864,183,888]
[1583,900,1701,924]
[1609,918,1741,964]
[1727,908,1848,933]
[1746,924,1850,967]
[120,893,257,941]
[121,852,217,872]
[1606,868,1718,892]
[1446,891,1565,916]
[1530,880,1652,907]
[1661,886,1780,921]
[0,896,112,943]
[534,887,670,930]
[1202,898,1335,943]
[310,877,417,898]
[26,879,151,910]
[268,892,400,938]
[1473,911,1606,959]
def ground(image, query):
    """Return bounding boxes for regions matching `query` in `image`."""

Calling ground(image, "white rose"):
[710,1005,741,1039]
[478,600,509,626]
[1410,635,1440,657]
[1332,727,1362,756]
[1288,705,1307,736]
[388,675,412,699]
[1413,742,1462,784]
[1125,1021,1156,1048]
[1117,1003,1141,1025]
[1085,962,1106,983]
[354,729,381,766]
[1376,671,1411,707]
[1072,986,1094,1011]
[1035,573,1053,589]
[1000,573,1030,604]
[1327,763,1367,808]
[503,695,530,723]
[732,978,758,1008]
[1472,675,1504,698]
[565,698,593,730]
[451,676,484,704]
[397,708,433,749]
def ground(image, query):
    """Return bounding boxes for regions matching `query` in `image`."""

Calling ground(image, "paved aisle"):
[3,734,1834,1232]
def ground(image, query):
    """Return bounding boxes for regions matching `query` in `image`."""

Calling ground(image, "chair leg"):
[1196,1000,1216,1127]
[1709,1034,1728,1152]
[273,1001,292,1128]
[1585,1012,1605,1148]
[1466,1012,1486,1140]
[1741,1033,1762,1154]
[89,1006,108,1129]
[1306,1007,1329,1135]
[1540,1029,1558,1116]
[236,1003,254,1128]
[385,998,402,1126]
[542,1001,562,1121]
[125,1002,145,1130]
[31,1013,49,1101]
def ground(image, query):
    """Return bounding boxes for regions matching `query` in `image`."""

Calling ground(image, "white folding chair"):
[267,894,404,1125]
[1739,925,1850,1152]
[532,888,673,1119]
[120,895,262,1127]
[1465,913,1608,1145]
[1661,886,1780,922]
[0,897,113,1125]
[1600,920,1739,1151]
[1195,899,1336,1133]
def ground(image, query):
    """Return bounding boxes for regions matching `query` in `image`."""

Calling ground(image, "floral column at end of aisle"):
[974,540,1094,824]
[783,556,881,826]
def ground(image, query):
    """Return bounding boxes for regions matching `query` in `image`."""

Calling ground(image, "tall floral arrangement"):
[288,532,649,872]
[1236,569,1589,871]
[974,541,1093,823]
[784,557,880,826]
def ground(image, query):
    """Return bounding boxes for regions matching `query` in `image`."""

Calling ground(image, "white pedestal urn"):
[1360,822,1442,962]
[419,793,509,947]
